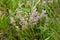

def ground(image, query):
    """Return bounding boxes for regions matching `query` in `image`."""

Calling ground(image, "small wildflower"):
[19,17,27,25]
[37,16,40,19]
[32,9,38,17]
[15,8,22,18]
[29,18,33,22]
[10,17,15,24]
[40,10,46,17]
[33,17,38,22]
[16,8,22,14]
[15,26,19,30]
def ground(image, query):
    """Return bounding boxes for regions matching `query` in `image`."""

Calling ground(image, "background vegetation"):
[0,0,60,40]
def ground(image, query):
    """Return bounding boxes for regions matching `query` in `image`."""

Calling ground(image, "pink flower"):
[32,9,38,17]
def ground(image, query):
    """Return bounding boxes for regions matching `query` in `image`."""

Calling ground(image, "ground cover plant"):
[0,0,60,40]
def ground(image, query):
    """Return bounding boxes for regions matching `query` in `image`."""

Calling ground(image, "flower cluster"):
[10,8,49,30]
[29,9,40,25]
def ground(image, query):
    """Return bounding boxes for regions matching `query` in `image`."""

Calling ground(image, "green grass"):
[0,0,60,40]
